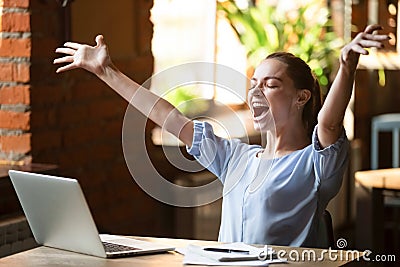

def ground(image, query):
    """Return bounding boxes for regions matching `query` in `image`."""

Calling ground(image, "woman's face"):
[248,59,299,132]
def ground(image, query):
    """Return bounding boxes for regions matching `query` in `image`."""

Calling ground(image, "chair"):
[370,113,400,250]
[371,113,400,169]
[370,114,400,209]
[317,210,334,248]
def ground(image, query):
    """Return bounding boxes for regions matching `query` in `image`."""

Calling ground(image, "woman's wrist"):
[339,58,358,77]
[97,62,118,80]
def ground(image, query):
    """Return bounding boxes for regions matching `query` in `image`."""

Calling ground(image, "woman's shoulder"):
[312,125,350,153]
[189,120,263,157]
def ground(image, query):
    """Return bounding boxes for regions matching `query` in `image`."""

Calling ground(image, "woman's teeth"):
[252,102,269,118]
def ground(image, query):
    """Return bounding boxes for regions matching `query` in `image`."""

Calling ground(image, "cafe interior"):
[0,0,399,265]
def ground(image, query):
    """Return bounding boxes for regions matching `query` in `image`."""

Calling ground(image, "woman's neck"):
[261,123,310,159]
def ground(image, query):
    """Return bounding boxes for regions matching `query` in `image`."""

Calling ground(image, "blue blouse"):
[187,120,349,247]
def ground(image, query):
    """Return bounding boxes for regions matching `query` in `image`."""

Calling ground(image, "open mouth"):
[251,102,269,119]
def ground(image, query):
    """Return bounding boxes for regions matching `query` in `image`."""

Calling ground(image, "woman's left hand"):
[340,24,390,71]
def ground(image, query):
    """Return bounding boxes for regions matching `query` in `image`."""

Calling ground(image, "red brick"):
[0,85,30,104]
[0,62,30,83]
[0,133,31,153]
[0,12,30,32]
[0,63,13,81]
[0,110,30,130]
[0,0,29,8]
[0,38,31,57]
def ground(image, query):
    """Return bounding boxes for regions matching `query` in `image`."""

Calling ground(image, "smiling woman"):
[262,52,321,140]
[53,22,389,247]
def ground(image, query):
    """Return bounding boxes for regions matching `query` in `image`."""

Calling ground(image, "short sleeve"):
[312,125,350,180]
[312,125,350,203]
[186,120,235,181]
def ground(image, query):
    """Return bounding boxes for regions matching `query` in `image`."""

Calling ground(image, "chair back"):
[317,210,334,248]
[371,113,400,169]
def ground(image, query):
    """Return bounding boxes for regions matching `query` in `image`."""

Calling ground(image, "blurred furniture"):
[355,168,400,190]
[174,171,222,240]
[320,210,334,248]
[371,114,400,252]
[355,168,400,253]
[315,210,334,249]
[371,113,400,169]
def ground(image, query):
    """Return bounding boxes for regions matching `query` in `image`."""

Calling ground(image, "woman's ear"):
[297,89,311,107]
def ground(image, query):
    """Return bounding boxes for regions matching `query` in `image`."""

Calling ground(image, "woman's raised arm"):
[54,35,194,147]
[317,25,390,148]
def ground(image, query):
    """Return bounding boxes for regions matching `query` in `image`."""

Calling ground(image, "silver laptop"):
[9,170,175,258]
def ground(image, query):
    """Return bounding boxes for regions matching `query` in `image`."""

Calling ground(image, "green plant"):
[217,0,343,95]
[164,85,210,117]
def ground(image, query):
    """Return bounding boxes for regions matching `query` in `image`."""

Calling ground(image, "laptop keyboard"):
[102,241,140,253]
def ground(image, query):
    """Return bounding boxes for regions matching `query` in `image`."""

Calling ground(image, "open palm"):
[54,35,111,76]
[341,25,389,70]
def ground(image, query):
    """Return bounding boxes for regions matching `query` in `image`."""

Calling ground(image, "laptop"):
[8,170,175,258]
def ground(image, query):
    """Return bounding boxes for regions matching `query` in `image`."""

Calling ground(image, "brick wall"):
[0,0,31,164]
[1,0,177,237]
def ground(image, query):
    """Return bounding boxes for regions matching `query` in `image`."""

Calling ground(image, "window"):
[150,0,248,111]
[150,0,252,145]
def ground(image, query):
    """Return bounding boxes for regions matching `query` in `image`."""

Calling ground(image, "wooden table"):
[0,236,366,267]
[355,168,400,253]
[355,168,400,190]
[0,163,58,179]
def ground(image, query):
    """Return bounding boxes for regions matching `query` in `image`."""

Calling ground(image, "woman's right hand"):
[54,35,111,76]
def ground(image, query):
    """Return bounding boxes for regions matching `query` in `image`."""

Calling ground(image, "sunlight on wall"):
[150,0,247,108]
[215,12,247,104]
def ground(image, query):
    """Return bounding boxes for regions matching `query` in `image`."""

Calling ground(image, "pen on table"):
[203,248,250,254]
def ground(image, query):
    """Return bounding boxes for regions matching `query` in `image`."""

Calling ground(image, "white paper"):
[176,242,284,266]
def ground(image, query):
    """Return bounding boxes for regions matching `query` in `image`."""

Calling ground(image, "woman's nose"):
[250,85,263,95]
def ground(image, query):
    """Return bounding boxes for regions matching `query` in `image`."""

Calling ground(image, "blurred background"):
[1,0,399,263]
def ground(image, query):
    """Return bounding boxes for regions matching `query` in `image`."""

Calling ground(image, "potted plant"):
[217,0,343,96]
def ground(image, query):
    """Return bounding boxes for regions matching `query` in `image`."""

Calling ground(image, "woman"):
[54,25,389,246]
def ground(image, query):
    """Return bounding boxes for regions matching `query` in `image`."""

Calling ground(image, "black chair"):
[317,210,334,248]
